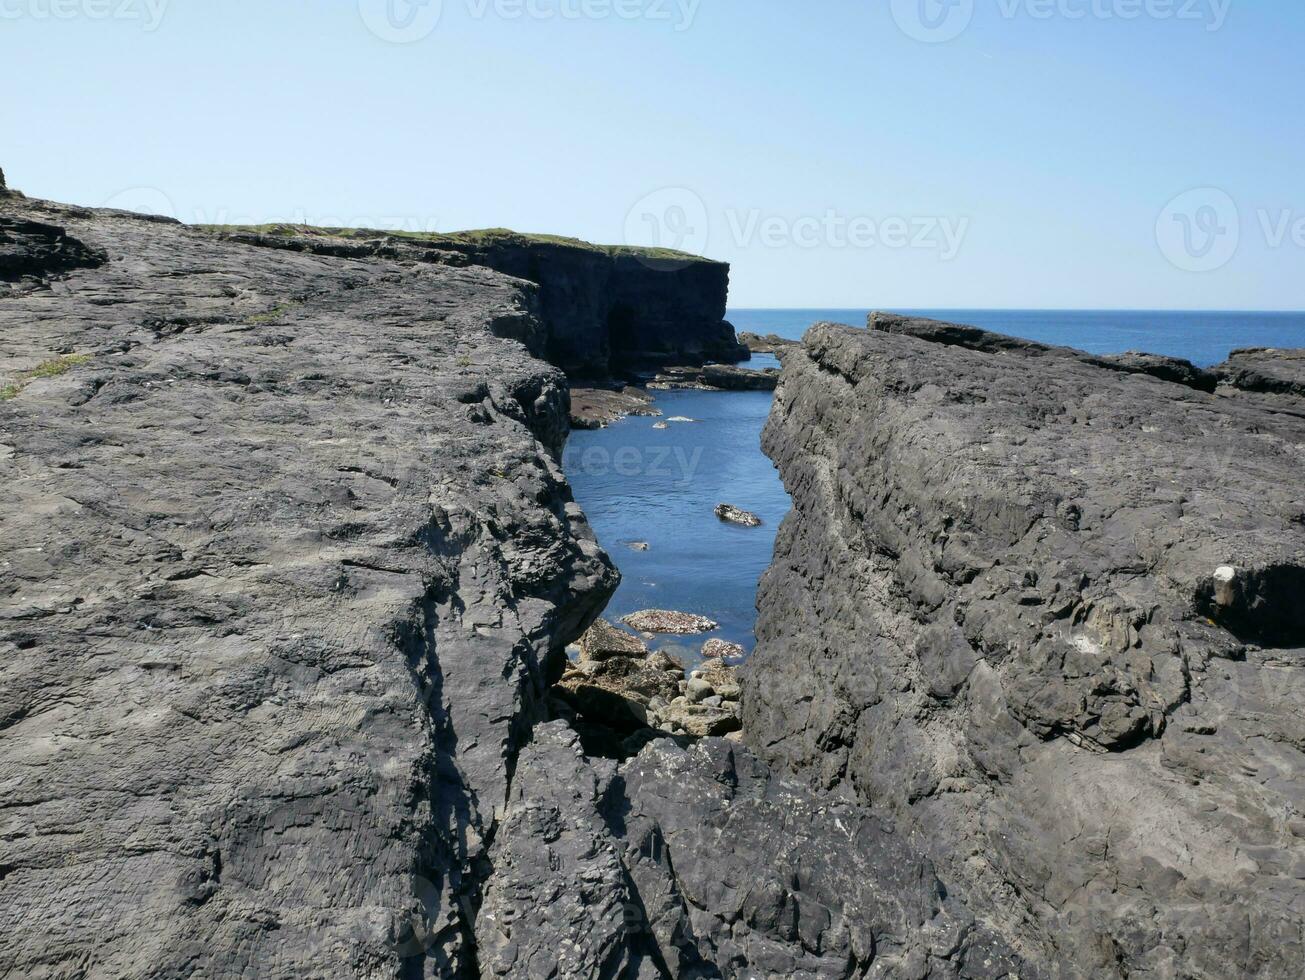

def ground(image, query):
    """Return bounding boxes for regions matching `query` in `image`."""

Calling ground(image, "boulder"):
[555,655,683,731]
[621,609,719,634]
[693,659,742,701]
[657,700,741,738]
[576,618,648,662]
[685,677,715,703]
[701,637,747,662]
[715,502,763,527]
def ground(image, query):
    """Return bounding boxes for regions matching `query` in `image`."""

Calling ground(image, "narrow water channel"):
[562,364,789,666]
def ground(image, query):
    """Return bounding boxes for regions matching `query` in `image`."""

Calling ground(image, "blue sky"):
[4,0,1303,308]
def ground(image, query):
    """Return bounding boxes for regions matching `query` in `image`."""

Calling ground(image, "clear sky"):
[4,0,1303,308]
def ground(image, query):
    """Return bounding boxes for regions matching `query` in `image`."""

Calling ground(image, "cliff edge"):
[204,224,746,379]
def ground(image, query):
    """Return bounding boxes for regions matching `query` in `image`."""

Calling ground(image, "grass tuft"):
[244,301,302,325]
[1,354,92,401]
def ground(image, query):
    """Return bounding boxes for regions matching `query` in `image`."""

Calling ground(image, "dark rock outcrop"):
[479,724,1027,979]
[738,331,800,354]
[0,215,106,291]
[647,363,779,392]
[870,311,1222,393]
[746,316,1305,978]
[209,226,747,378]
[1215,346,1305,399]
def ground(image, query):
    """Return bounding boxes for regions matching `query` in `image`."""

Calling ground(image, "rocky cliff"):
[746,315,1305,978]
[208,226,746,379]
[1,191,1016,978]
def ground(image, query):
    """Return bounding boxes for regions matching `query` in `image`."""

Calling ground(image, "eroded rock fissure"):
[7,176,1303,979]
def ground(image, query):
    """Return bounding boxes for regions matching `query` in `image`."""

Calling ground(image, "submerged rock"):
[576,618,648,662]
[702,637,747,662]
[622,609,719,634]
[715,502,763,527]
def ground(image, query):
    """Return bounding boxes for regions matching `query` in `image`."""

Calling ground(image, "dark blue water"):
[565,310,1305,661]
[563,389,789,663]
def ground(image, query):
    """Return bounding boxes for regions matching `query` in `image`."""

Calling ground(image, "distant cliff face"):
[210,227,745,378]
[746,316,1305,978]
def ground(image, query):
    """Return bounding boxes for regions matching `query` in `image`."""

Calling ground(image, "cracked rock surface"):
[0,193,617,977]
[745,316,1305,978]
[1,197,1017,979]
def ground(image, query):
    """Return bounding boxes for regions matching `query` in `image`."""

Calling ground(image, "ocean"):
[563,309,1305,661]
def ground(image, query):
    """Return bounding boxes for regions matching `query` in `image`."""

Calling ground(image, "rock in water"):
[568,385,659,428]
[622,609,719,634]
[576,618,648,662]
[737,330,801,353]
[650,362,779,391]
[702,637,747,662]
[715,502,763,526]
[745,315,1305,979]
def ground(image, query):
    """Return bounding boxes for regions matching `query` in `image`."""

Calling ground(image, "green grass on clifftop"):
[194,223,719,265]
